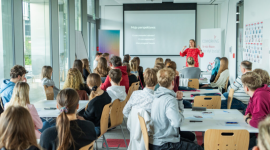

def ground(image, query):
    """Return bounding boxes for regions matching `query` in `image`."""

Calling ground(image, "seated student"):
[123,63,138,87]
[0,65,28,107]
[63,68,90,99]
[253,69,270,85]
[41,66,60,99]
[130,58,139,78]
[0,106,40,150]
[210,57,220,82]
[155,57,164,66]
[102,53,110,67]
[81,58,91,81]
[150,68,203,150]
[40,88,96,150]
[181,57,201,79]
[164,58,171,66]
[73,59,83,76]
[153,63,165,91]
[106,69,127,102]
[123,68,157,118]
[101,56,129,93]
[243,72,270,129]
[201,57,229,92]
[221,60,252,110]
[93,52,102,70]
[123,54,131,64]
[77,73,111,136]
[5,82,42,139]
[133,57,145,87]
[94,57,110,83]
[252,116,270,150]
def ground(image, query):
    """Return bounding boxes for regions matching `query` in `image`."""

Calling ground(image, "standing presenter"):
[180,39,204,67]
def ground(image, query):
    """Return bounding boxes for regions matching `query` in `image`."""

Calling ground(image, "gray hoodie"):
[150,87,184,146]
[106,85,127,103]
[41,78,60,99]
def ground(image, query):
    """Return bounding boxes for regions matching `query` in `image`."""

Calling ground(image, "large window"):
[23,0,51,102]
[87,0,95,19]
[0,0,13,84]
[75,0,81,31]
[59,0,69,88]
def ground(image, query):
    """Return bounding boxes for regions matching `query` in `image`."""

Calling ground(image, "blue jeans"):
[39,118,56,133]
[95,127,101,137]
[221,92,247,113]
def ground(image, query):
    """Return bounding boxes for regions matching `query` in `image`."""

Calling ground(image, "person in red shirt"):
[179,39,204,67]
[101,56,129,93]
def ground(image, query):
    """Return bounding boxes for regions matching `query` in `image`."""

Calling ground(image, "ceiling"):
[100,0,227,5]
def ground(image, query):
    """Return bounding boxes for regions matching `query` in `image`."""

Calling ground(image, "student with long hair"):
[40,88,96,150]
[77,73,111,136]
[164,58,171,66]
[155,58,164,66]
[0,106,40,150]
[130,58,139,78]
[123,54,131,63]
[5,82,43,139]
[201,57,229,92]
[94,57,110,82]
[73,59,83,76]
[210,57,220,82]
[133,57,145,88]
[41,66,60,99]
[81,58,91,81]
[63,68,90,99]
[123,63,138,86]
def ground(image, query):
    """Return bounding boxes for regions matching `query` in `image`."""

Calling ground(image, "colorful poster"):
[98,30,120,57]
[244,21,263,64]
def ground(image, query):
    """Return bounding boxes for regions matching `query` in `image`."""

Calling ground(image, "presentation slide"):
[124,10,196,56]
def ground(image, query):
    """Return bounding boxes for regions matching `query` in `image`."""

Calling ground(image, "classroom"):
[0,0,270,150]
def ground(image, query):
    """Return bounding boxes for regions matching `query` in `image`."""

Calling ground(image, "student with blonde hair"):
[41,66,60,99]
[181,57,201,79]
[5,82,42,139]
[130,58,139,77]
[81,58,91,81]
[63,68,90,100]
[155,57,164,66]
[253,116,270,150]
[77,73,111,136]
[40,88,96,150]
[0,106,40,150]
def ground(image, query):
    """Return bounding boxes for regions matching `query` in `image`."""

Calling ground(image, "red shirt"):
[179,48,204,67]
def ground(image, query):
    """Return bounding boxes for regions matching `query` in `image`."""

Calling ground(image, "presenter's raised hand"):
[197,45,201,50]
[182,46,187,52]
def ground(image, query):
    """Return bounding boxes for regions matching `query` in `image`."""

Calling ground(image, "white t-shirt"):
[93,60,98,70]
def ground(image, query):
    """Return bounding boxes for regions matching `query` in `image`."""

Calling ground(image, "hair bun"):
[92,86,98,91]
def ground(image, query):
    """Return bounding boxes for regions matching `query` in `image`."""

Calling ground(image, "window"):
[87,0,95,19]
[59,0,69,88]
[90,22,96,72]
[0,0,13,84]
[23,0,51,103]
[75,0,81,31]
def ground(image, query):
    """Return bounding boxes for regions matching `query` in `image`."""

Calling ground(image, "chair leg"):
[103,135,110,150]
[123,118,129,132]
[120,125,128,147]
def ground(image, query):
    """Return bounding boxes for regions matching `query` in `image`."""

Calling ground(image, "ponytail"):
[56,107,75,150]
[86,86,99,110]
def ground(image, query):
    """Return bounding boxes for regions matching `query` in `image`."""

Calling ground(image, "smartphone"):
[44,107,57,110]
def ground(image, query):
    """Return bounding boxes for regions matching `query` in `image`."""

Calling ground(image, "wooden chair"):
[99,103,112,150]
[227,89,235,109]
[43,85,54,100]
[224,77,230,92]
[138,114,149,150]
[193,96,221,109]
[124,81,140,104]
[80,141,95,150]
[108,99,128,147]
[204,129,249,150]
[188,79,199,89]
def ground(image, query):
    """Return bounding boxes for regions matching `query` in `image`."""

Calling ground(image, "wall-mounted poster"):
[244,21,263,64]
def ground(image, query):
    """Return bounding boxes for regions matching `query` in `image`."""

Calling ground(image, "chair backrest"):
[188,79,199,89]
[204,129,249,150]
[124,81,140,104]
[193,96,221,109]
[79,141,95,150]
[43,85,54,100]
[99,103,112,138]
[109,99,126,128]
[224,77,230,92]
[138,114,149,150]
[227,89,235,109]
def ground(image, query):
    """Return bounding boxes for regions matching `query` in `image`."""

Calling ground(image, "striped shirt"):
[227,75,250,104]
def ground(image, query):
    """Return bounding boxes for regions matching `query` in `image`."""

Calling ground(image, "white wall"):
[244,0,270,72]
[100,4,220,71]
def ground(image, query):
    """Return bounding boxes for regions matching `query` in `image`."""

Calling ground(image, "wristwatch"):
[245,117,251,124]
